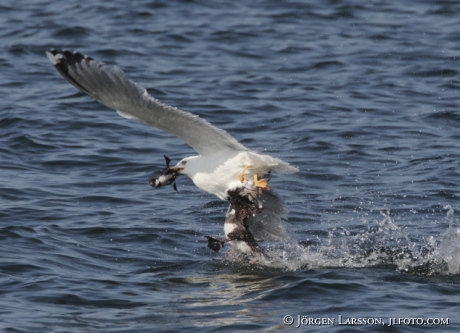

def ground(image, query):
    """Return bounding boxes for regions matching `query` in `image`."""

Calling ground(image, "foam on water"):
[221,206,460,276]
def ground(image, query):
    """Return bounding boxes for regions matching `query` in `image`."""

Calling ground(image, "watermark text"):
[282,315,450,328]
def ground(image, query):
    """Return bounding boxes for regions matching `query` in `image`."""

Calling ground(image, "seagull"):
[46,49,298,257]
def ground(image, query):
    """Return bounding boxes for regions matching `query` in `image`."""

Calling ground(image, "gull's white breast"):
[182,150,297,200]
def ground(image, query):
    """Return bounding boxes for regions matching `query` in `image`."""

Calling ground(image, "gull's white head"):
[170,156,201,178]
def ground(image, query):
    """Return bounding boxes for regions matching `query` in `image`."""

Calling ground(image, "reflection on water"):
[176,272,280,328]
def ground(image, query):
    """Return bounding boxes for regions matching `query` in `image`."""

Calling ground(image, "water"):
[1,0,460,331]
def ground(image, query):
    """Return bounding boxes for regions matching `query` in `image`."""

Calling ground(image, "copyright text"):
[283,315,450,328]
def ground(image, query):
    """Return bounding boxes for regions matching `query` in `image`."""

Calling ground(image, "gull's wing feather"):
[46,50,248,156]
[247,190,289,242]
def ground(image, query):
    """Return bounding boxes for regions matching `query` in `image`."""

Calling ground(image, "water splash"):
[222,206,460,276]
[412,205,460,275]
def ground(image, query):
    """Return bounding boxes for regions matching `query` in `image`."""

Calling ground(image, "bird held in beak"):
[149,155,182,191]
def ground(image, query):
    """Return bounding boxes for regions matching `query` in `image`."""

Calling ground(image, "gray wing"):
[247,190,289,242]
[46,50,248,156]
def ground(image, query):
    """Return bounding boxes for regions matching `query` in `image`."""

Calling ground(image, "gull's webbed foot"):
[253,174,270,191]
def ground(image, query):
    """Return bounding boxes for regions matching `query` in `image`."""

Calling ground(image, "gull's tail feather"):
[272,159,299,174]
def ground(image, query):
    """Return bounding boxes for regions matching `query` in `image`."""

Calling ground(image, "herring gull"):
[46,50,298,258]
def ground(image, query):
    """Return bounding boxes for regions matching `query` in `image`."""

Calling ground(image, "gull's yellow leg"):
[253,174,270,191]
[239,164,250,182]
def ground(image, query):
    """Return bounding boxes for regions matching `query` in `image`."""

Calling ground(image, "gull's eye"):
[181,160,187,165]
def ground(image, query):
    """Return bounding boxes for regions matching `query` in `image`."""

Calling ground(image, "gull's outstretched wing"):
[46,50,248,156]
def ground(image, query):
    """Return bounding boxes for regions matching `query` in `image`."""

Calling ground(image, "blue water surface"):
[1,0,460,332]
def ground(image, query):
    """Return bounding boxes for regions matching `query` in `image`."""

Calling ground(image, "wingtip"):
[45,49,97,97]
[46,49,62,65]
[46,49,93,66]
